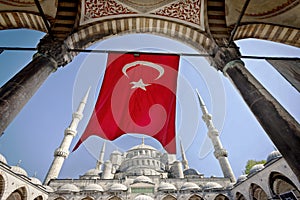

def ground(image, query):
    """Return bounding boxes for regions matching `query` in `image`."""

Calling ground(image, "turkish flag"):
[73,53,179,153]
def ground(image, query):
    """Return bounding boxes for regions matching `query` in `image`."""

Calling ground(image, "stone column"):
[0,36,72,134]
[213,46,300,181]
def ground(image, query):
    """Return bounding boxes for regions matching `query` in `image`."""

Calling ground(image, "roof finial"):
[142,136,145,145]
[16,160,22,167]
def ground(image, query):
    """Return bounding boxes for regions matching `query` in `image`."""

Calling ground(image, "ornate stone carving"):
[64,128,77,137]
[84,0,137,20]
[37,35,73,67]
[54,148,69,158]
[214,149,228,159]
[151,0,201,26]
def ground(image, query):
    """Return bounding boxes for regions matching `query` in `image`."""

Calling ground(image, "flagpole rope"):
[0,47,299,60]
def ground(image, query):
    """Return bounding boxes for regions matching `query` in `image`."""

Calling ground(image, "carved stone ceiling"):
[82,0,202,28]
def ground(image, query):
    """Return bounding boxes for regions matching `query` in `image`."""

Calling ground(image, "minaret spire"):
[180,140,189,170]
[96,141,106,170]
[196,89,236,182]
[44,88,90,184]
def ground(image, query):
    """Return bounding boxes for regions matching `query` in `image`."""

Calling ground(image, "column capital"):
[223,60,245,77]
[37,35,73,67]
[212,44,241,71]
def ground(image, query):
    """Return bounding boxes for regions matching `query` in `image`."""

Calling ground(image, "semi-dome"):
[133,175,153,184]
[203,182,223,190]
[30,177,42,185]
[180,182,200,191]
[11,166,28,176]
[84,168,101,176]
[57,183,80,193]
[249,164,265,175]
[266,150,282,163]
[83,184,104,192]
[237,174,247,183]
[134,194,154,200]
[109,183,127,192]
[158,182,177,191]
[0,153,7,164]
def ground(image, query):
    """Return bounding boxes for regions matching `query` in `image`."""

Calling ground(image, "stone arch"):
[108,196,122,200]
[235,192,247,200]
[54,197,66,200]
[269,171,300,197]
[188,194,204,200]
[66,17,217,62]
[7,186,27,200]
[249,183,268,200]
[0,12,48,32]
[162,194,177,200]
[34,195,43,200]
[82,196,94,200]
[214,194,230,200]
[0,174,5,199]
[235,24,300,48]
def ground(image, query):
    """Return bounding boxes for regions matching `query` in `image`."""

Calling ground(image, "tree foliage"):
[244,159,266,174]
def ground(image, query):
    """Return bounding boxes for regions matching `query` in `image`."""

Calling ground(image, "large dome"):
[158,182,177,191]
[11,166,28,176]
[129,143,157,151]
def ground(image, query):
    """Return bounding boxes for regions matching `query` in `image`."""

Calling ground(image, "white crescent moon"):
[122,61,164,80]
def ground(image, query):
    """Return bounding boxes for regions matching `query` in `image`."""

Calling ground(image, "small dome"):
[11,166,28,176]
[183,168,199,176]
[30,177,42,185]
[180,182,200,191]
[266,150,281,163]
[133,175,153,184]
[158,182,177,191]
[44,186,54,193]
[109,183,127,192]
[84,168,101,176]
[112,150,122,155]
[203,182,223,190]
[134,194,154,200]
[237,174,247,183]
[0,153,7,164]
[83,184,104,192]
[249,164,265,175]
[57,184,80,193]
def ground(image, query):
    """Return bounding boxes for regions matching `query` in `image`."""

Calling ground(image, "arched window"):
[188,194,203,200]
[214,194,229,200]
[108,196,122,200]
[162,194,176,200]
[54,198,65,200]
[82,196,93,200]
[235,192,246,200]
[269,172,300,198]
[0,175,5,199]
[34,195,43,200]
[249,183,268,200]
[7,187,27,200]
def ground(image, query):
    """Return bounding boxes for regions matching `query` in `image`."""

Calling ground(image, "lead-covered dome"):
[84,168,101,176]
[133,175,153,184]
[0,153,7,164]
[203,182,223,190]
[266,150,281,163]
[109,183,127,192]
[11,166,28,176]
[237,174,247,183]
[249,164,265,175]
[83,184,104,192]
[180,182,200,191]
[57,184,80,193]
[158,182,177,191]
[30,177,42,185]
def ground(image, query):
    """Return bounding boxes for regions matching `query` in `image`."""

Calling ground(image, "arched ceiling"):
[0,0,299,47]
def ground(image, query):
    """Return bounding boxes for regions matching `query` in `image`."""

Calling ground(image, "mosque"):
[0,0,300,199]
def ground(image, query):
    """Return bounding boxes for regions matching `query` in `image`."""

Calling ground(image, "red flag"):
[74,53,179,153]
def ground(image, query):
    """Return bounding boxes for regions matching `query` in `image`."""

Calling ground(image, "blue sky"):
[0,29,299,182]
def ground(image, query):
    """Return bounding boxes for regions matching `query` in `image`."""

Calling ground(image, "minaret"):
[196,89,236,182]
[180,140,189,170]
[44,88,90,184]
[96,141,106,170]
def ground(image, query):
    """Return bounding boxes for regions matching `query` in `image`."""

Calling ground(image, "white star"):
[130,79,151,91]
